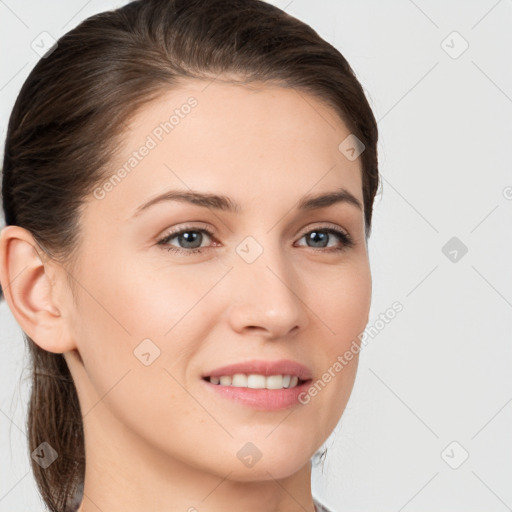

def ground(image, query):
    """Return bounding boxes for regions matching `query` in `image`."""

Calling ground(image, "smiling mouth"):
[202,374,310,389]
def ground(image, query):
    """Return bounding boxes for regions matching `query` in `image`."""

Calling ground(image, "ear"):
[0,225,76,353]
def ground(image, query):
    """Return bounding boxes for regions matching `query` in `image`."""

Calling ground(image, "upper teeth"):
[209,374,300,389]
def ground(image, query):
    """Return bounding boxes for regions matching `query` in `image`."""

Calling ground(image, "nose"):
[226,242,309,339]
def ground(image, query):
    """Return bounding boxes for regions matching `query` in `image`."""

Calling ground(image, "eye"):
[156,222,354,256]
[156,224,217,255]
[295,225,354,252]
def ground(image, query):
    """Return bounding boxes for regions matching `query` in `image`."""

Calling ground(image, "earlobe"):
[0,225,76,354]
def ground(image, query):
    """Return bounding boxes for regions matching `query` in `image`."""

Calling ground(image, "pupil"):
[180,231,202,249]
[308,231,327,248]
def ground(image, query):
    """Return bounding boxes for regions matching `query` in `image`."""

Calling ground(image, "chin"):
[211,435,316,482]
[223,455,312,483]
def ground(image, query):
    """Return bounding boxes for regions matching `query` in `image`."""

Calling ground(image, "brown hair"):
[0,0,379,510]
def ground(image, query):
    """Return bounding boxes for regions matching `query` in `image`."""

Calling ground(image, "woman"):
[0,0,379,511]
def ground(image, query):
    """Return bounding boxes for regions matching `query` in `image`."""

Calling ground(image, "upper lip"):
[202,359,313,381]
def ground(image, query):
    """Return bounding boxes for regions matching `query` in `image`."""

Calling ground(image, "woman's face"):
[63,78,371,480]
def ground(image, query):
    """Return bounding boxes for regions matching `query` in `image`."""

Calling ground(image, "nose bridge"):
[228,234,307,336]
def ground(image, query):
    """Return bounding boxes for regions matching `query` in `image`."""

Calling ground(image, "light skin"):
[0,78,372,512]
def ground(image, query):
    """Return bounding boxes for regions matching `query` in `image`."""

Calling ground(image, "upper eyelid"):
[299,222,348,235]
[161,220,348,236]
[160,222,216,237]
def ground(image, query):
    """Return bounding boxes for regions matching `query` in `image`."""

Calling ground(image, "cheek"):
[308,259,371,347]
[298,259,370,431]
[73,250,232,392]
[70,253,219,461]
[82,246,225,335]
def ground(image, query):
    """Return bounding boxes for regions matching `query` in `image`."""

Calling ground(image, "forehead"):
[136,77,356,155]
[88,78,364,221]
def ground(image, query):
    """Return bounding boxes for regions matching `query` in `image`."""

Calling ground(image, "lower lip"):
[201,378,312,411]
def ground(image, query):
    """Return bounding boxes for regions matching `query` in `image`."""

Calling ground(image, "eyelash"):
[156,223,354,256]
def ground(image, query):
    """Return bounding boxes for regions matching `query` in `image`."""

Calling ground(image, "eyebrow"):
[132,186,363,217]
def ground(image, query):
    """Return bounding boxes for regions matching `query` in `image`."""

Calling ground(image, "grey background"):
[1,0,512,511]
